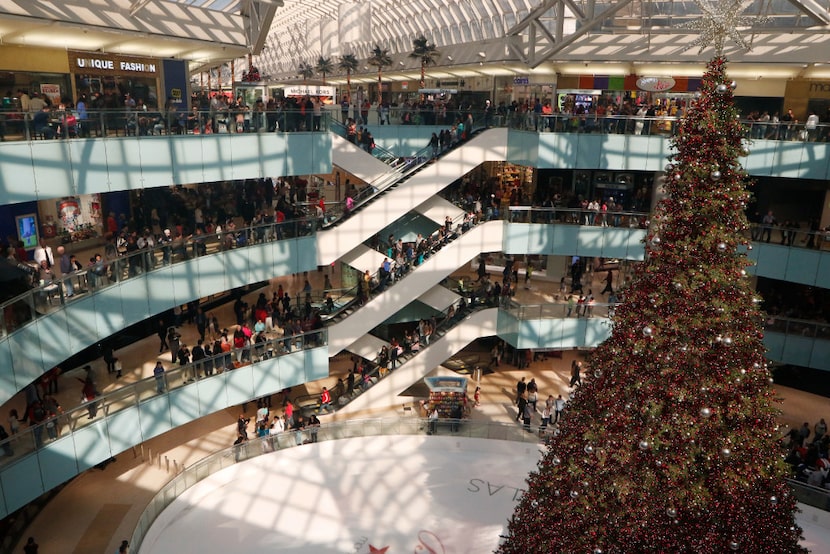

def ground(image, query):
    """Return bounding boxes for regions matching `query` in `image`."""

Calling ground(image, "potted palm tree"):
[367,45,392,106]
[410,36,440,89]
[315,57,334,85]
[338,53,359,102]
[298,62,314,83]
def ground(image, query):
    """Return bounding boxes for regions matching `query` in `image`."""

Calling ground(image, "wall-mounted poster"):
[58,197,81,232]
[16,213,38,250]
[40,84,61,106]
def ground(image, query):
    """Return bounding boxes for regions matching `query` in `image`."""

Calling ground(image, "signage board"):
[418,88,458,95]
[282,85,336,97]
[68,50,159,77]
[636,77,676,92]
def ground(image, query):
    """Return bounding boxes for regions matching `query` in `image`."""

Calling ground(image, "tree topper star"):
[679,0,769,56]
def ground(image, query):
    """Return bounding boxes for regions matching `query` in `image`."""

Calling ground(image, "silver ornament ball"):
[716,84,728,94]
[711,170,722,180]
[700,407,712,418]
[643,326,653,337]
[552,456,561,465]
[584,445,594,455]
[723,336,733,346]
[717,242,727,251]
[722,447,732,457]
[771,495,778,504]
[666,507,677,518]
[570,490,579,499]
[729,540,739,551]
[639,440,650,451]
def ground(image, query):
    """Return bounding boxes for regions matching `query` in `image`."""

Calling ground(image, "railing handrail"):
[0,217,317,337]
[0,329,327,468]
[128,416,538,552]
[0,108,332,140]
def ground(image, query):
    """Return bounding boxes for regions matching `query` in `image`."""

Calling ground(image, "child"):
[474,386,481,407]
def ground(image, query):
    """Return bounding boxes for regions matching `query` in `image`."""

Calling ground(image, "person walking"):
[554,394,566,424]
[570,360,582,387]
[153,361,166,393]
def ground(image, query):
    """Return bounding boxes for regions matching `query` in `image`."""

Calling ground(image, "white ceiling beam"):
[785,0,830,25]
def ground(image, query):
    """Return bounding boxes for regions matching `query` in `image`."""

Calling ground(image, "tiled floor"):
[10,259,829,553]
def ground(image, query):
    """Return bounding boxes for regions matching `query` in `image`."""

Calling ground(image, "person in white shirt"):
[805,111,820,142]
[553,394,567,424]
[33,239,54,268]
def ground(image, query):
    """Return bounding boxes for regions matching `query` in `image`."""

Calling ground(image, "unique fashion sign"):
[68,50,159,76]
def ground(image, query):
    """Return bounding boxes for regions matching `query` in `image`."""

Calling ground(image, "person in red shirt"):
[106,212,118,236]
[320,387,332,413]
[284,399,294,426]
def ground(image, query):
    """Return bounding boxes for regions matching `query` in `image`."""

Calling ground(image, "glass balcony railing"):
[327,107,830,144]
[128,416,538,552]
[764,316,830,340]
[0,218,316,337]
[0,109,332,141]
[0,329,326,470]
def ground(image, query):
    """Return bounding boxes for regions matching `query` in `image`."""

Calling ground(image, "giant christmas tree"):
[497,58,807,553]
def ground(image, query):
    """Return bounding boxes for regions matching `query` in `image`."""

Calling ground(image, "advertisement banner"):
[162,59,189,107]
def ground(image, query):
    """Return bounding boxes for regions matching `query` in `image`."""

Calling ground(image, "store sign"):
[513,77,530,85]
[282,85,336,97]
[636,77,676,92]
[68,50,159,77]
[419,88,457,95]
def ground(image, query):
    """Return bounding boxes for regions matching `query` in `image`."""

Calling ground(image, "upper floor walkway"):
[3,120,830,206]
[0,210,826,407]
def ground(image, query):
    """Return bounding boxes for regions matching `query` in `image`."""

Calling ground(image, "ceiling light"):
[477,51,486,58]
[447,55,453,61]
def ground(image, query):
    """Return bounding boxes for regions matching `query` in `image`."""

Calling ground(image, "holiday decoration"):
[498,55,805,554]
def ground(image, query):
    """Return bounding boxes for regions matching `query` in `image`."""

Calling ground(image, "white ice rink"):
[140,435,830,553]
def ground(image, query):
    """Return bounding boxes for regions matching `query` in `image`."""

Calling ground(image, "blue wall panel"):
[69,140,110,196]
[107,406,142,455]
[73,420,112,472]
[38,435,79,491]
[135,139,176,187]
[0,132,333,203]
[139,395,173,441]
[195,254,229,295]
[251,356,284,396]
[8,324,45,391]
[31,142,75,198]
[169,386,201,428]
[0,143,41,202]
[34,309,71,369]
[143,266,177,317]
[784,248,820,284]
[810,339,830,372]
[225,365,255,406]
[196,373,228,417]
[753,243,789,281]
[1,457,42,509]
[782,335,815,368]
[741,141,775,177]
[120,277,152,323]
[92,283,127,339]
[0,343,14,403]
[764,332,786,362]
[103,139,144,191]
